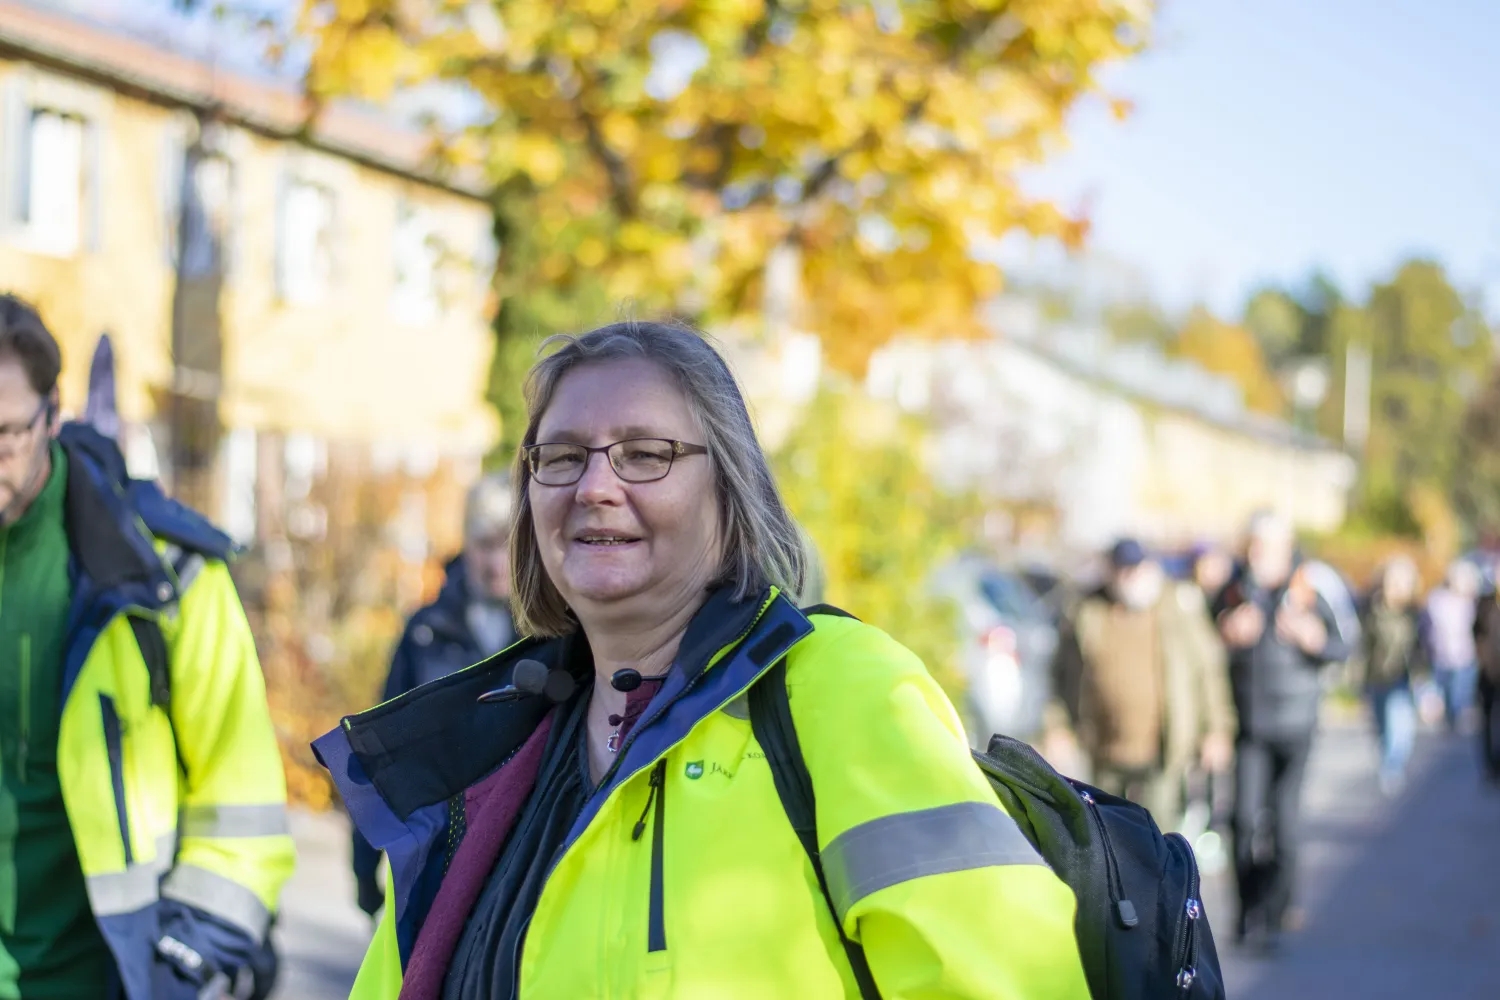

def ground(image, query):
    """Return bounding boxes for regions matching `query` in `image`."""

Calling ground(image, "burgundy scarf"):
[397,678,665,998]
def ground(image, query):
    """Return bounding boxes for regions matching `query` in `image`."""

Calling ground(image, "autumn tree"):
[774,381,979,699]
[1242,271,1343,368]
[1455,366,1500,542]
[1170,308,1286,416]
[1324,260,1493,535]
[295,0,1151,449]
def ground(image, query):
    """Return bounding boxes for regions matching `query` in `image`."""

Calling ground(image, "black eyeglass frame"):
[523,437,708,486]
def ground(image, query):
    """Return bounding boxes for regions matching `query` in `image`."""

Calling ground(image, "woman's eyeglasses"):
[525,438,707,486]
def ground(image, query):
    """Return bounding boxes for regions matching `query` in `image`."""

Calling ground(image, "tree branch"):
[681,0,784,192]
[577,105,636,217]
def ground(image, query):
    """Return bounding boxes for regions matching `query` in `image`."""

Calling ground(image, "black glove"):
[154,900,276,1000]
[357,872,384,917]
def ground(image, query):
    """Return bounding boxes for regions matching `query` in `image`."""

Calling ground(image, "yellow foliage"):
[775,384,980,700]
[296,0,1153,369]
[1172,309,1287,416]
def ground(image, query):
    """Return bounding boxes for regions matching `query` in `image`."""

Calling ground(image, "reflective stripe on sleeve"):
[179,803,290,839]
[85,832,176,916]
[161,863,272,942]
[822,800,1046,922]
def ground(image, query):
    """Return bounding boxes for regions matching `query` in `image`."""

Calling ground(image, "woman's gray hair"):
[509,320,808,637]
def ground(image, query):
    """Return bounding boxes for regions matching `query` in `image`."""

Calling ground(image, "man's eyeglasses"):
[525,438,707,486]
[0,400,48,451]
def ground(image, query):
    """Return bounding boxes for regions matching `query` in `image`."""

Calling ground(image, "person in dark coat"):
[352,474,516,914]
[1213,510,1350,953]
[1472,580,1500,784]
[1354,557,1424,797]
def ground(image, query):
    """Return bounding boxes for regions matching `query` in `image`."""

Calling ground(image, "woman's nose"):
[575,450,624,501]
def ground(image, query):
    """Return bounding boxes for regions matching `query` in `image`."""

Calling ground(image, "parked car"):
[932,555,1059,748]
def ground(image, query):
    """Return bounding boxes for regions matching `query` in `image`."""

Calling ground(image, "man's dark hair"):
[0,294,62,396]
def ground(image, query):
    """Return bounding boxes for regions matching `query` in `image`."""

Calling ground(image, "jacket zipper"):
[1078,788,1137,928]
[597,597,772,791]
[525,595,780,964]
[1166,832,1203,990]
[99,694,134,865]
[632,759,669,952]
[17,633,30,783]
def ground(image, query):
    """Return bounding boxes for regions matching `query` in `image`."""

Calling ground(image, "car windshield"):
[979,571,1047,621]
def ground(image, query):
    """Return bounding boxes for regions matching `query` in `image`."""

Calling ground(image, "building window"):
[276,178,335,303]
[166,140,236,279]
[18,109,86,257]
[392,200,439,323]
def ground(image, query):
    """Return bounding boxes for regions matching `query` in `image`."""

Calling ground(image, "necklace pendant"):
[606,730,621,753]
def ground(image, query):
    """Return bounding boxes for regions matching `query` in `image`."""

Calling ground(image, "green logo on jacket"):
[685,761,704,779]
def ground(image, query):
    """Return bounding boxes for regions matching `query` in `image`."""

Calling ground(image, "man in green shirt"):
[0,301,114,999]
[0,296,295,999]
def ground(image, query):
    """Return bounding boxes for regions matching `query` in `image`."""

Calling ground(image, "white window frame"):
[1,69,109,259]
[276,174,337,305]
[392,197,442,324]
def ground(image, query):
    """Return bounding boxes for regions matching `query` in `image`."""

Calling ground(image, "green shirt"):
[0,445,114,998]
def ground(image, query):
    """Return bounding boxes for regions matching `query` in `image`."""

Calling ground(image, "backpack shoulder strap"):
[128,615,172,710]
[749,656,881,999]
[135,543,208,713]
[128,603,190,779]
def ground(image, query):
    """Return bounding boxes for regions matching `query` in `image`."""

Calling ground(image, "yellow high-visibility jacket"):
[59,426,294,999]
[320,588,1090,998]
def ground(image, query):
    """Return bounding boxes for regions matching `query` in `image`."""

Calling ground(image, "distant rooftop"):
[0,0,488,199]
[981,295,1338,451]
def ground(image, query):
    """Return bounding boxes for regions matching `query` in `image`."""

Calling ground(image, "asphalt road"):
[274,717,1500,999]
[1208,718,1500,1000]
[269,809,370,1000]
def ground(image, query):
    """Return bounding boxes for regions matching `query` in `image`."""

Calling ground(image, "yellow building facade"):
[0,0,497,525]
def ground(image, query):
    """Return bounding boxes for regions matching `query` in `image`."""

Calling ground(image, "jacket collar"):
[61,429,162,594]
[334,584,790,822]
[58,422,235,599]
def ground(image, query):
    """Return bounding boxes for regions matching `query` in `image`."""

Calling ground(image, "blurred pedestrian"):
[1472,583,1500,784]
[1355,557,1424,797]
[1422,560,1481,733]
[320,321,1089,998]
[1050,539,1236,830]
[352,473,516,916]
[1215,510,1349,953]
[1191,543,1235,609]
[0,296,292,999]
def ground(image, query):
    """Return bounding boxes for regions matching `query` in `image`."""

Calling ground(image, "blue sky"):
[71,0,1500,320]
[1019,0,1500,317]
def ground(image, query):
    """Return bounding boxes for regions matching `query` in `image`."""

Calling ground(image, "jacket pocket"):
[99,694,134,865]
[630,759,669,953]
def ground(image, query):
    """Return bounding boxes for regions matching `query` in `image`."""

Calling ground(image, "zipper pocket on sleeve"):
[99,695,134,865]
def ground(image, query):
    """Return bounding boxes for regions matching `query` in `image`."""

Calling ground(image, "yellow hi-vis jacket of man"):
[320,588,1090,998]
[58,425,294,999]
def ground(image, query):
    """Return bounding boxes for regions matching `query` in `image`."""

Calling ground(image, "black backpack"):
[749,654,1226,1000]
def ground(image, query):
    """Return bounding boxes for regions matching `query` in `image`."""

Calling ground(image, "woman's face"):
[529,358,722,627]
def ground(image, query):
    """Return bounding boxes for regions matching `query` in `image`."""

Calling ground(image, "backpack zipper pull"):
[633,761,666,841]
[1080,788,1138,928]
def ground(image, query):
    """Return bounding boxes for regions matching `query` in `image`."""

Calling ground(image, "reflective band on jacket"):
[179,803,290,839]
[161,863,273,942]
[822,800,1046,922]
[85,833,177,916]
